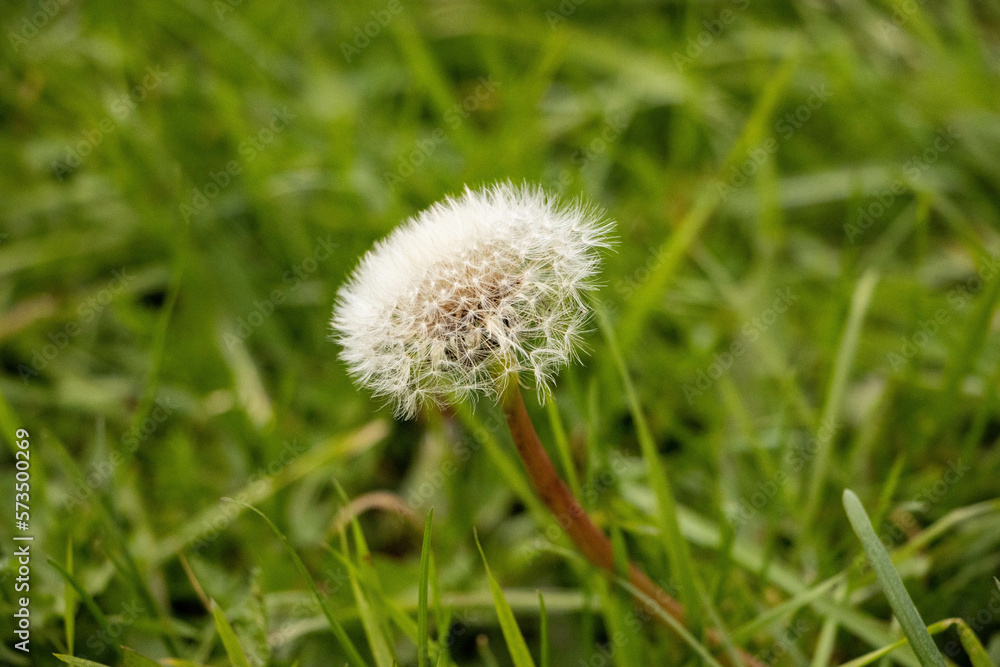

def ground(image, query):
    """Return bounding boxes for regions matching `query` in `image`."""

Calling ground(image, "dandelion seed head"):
[332,182,613,418]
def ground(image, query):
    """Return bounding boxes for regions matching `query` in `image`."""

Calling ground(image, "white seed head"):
[332,182,613,418]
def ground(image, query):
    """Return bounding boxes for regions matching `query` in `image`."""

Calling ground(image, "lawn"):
[2,1,1000,666]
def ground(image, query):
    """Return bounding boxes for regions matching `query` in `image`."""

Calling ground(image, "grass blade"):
[322,544,428,648]
[955,615,995,667]
[477,634,502,667]
[674,507,921,664]
[48,557,119,662]
[418,509,434,667]
[842,490,946,667]
[453,402,544,517]
[538,591,549,667]
[48,430,180,655]
[606,526,643,666]
[544,395,581,497]
[339,536,394,667]
[811,584,848,667]
[65,538,77,656]
[616,48,800,347]
[152,421,388,564]
[431,551,451,667]
[732,577,841,641]
[230,500,368,667]
[54,656,112,667]
[210,599,252,667]
[474,530,538,667]
[331,481,395,667]
[613,576,724,667]
[803,270,879,528]
[837,618,994,667]
[121,647,164,667]
[597,305,702,625]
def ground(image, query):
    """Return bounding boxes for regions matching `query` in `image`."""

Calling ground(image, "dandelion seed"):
[332,182,613,418]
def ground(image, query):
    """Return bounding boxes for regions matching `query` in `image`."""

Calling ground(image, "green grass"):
[2,1,1000,665]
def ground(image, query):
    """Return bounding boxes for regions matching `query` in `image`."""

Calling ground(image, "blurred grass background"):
[2,0,1000,665]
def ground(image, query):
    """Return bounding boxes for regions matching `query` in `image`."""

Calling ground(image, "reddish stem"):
[500,381,764,667]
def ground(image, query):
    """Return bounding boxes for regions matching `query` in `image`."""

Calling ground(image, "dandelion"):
[333,182,762,666]
[333,181,612,418]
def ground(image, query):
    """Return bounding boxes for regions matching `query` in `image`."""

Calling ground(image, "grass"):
[2,0,1000,665]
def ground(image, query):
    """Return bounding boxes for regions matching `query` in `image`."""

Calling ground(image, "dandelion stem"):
[499,381,764,667]
[500,380,679,608]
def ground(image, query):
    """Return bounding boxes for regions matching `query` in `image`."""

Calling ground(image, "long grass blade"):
[65,538,77,656]
[121,647,164,667]
[210,599,252,667]
[48,557,118,662]
[54,656,112,667]
[418,509,434,667]
[331,481,395,667]
[597,305,702,625]
[474,530,538,667]
[616,47,800,346]
[229,500,368,667]
[803,270,879,528]
[613,576,724,667]
[836,618,993,667]
[544,395,581,497]
[842,490,945,667]
[538,591,550,667]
